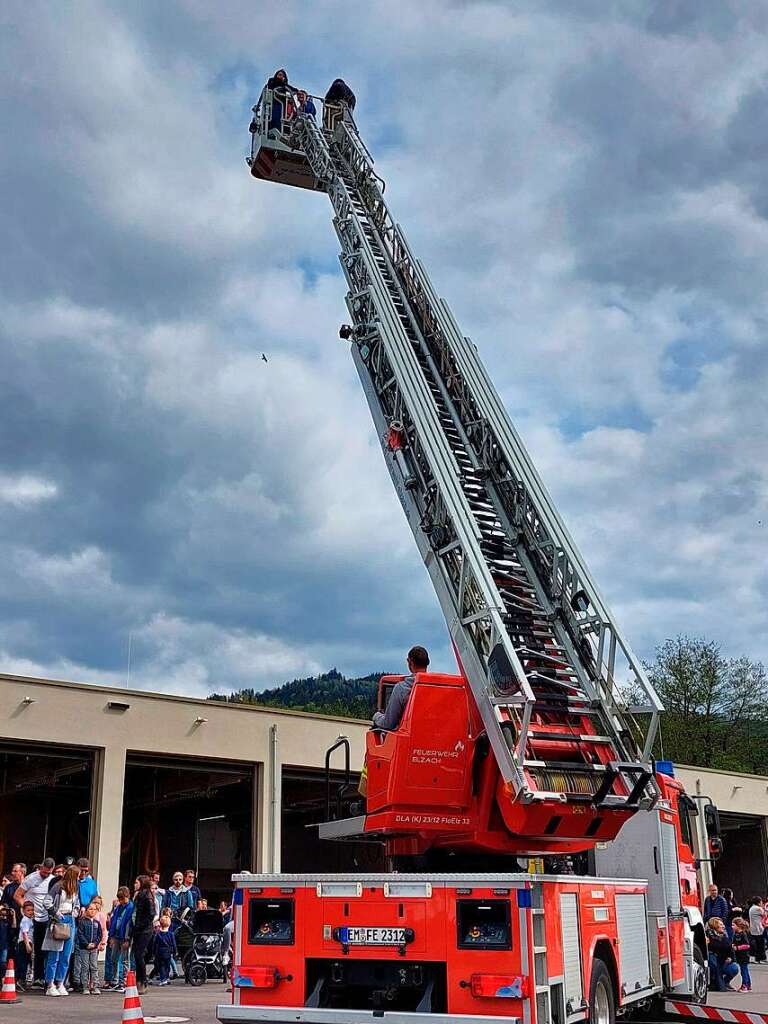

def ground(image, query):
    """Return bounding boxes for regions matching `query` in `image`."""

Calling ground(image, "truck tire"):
[589,959,616,1024]
[692,945,708,1004]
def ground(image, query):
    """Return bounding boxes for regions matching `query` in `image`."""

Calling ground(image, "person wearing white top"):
[748,899,767,963]
[41,867,81,996]
[15,858,54,985]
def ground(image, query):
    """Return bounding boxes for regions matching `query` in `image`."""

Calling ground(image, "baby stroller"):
[183,908,226,986]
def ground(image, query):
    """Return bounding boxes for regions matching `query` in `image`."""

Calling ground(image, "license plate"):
[341,926,407,945]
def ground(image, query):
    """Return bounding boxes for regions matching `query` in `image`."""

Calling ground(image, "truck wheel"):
[692,946,708,1004]
[589,959,615,1024]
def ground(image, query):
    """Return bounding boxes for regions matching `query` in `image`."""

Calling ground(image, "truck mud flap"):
[665,1000,768,1024]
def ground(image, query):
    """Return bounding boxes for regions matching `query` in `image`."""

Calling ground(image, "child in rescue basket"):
[152,912,177,986]
[74,901,103,995]
[732,917,752,992]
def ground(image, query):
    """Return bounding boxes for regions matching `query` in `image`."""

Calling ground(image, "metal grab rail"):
[324,735,351,821]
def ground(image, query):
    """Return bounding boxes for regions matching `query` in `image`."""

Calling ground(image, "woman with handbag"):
[41,865,80,996]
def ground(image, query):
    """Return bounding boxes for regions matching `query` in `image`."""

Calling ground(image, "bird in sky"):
[262,353,268,363]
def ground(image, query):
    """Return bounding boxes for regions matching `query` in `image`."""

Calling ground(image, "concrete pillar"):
[89,744,126,903]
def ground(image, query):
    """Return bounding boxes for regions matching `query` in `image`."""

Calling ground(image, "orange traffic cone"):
[0,959,20,1005]
[121,970,144,1023]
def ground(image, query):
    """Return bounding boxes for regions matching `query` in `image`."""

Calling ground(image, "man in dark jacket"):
[704,885,730,925]
[323,78,356,131]
[372,646,429,732]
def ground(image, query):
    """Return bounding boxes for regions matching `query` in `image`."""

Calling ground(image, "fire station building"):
[0,671,765,903]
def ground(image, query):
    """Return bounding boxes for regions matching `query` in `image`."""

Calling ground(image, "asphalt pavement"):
[708,959,768,1012]
[2,979,228,1022]
[3,965,766,1022]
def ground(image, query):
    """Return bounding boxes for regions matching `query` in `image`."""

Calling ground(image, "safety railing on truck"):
[249,84,355,159]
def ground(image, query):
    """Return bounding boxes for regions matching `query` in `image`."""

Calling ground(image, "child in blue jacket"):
[152,912,178,986]
[74,902,104,994]
[105,887,133,991]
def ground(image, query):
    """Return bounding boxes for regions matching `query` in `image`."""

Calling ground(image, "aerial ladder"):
[247,83,664,857]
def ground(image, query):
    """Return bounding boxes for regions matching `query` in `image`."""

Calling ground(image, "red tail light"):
[244,966,278,988]
[470,973,528,999]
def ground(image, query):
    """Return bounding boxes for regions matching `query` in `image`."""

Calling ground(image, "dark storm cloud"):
[1,0,767,696]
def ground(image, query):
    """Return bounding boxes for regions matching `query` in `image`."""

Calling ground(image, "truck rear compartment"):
[220,872,663,1024]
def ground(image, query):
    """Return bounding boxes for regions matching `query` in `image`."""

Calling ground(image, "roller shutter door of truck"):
[560,893,583,1014]
[616,893,652,997]
[660,821,682,915]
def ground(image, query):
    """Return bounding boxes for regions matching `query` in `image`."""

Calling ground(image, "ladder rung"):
[528,731,613,744]
[524,760,607,772]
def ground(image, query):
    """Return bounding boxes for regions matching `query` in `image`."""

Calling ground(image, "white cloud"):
[0,474,58,506]
[17,545,115,593]
[1,0,768,701]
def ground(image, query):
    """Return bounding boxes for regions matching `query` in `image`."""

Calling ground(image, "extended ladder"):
[248,85,663,813]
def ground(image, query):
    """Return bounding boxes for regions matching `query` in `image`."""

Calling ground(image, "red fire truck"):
[218,681,713,1023]
[218,81,722,1023]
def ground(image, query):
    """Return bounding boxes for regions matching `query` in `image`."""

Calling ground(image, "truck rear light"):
[253,966,278,988]
[234,966,280,988]
[470,973,528,999]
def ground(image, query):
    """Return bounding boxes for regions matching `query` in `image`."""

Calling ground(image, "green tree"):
[645,636,768,772]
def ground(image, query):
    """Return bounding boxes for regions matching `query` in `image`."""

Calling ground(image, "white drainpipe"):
[268,723,281,872]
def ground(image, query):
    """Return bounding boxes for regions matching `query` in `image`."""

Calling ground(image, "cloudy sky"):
[1,0,767,698]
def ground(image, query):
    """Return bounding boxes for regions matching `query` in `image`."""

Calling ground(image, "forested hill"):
[208,635,768,776]
[208,668,381,719]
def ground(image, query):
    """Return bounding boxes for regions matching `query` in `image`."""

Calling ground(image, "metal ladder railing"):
[277,104,661,810]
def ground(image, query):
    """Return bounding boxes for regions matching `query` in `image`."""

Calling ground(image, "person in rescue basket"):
[323,78,356,130]
[372,646,429,732]
[296,89,316,119]
[267,68,292,133]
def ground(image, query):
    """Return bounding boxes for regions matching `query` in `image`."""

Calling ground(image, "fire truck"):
[217,79,722,1024]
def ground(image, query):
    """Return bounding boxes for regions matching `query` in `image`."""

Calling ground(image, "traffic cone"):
[121,970,144,1023]
[0,958,21,1005]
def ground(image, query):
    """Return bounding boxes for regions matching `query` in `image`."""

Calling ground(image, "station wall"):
[1,673,765,902]
[0,672,370,902]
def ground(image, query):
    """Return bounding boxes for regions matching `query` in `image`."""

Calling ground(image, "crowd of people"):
[1,858,766,999]
[0,859,231,997]
[703,884,768,992]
